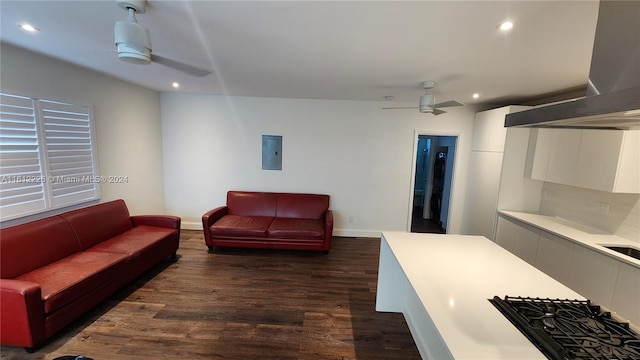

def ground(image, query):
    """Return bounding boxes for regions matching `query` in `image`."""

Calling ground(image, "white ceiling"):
[1,0,600,107]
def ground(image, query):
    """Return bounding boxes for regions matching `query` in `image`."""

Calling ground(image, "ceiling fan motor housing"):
[117,0,146,14]
[419,94,434,113]
[114,20,152,64]
[421,80,436,89]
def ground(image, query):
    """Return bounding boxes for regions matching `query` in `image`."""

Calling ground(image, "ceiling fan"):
[114,0,211,77]
[382,80,463,115]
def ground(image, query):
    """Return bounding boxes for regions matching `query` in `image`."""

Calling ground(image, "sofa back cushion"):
[227,191,277,217]
[0,216,81,279]
[276,193,329,219]
[60,199,133,250]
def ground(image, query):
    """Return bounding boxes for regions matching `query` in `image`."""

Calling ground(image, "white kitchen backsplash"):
[540,182,640,244]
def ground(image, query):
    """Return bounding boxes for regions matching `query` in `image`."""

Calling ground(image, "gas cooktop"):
[490,296,640,360]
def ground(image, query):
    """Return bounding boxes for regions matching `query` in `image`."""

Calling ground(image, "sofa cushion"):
[60,199,133,250]
[86,225,178,259]
[0,216,81,279]
[227,191,277,217]
[267,218,325,239]
[16,251,129,314]
[210,215,273,238]
[275,193,329,219]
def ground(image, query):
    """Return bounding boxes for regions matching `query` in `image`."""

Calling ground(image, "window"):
[0,93,100,221]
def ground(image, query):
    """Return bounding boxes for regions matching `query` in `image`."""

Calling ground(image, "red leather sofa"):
[0,199,180,351]
[202,191,333,252]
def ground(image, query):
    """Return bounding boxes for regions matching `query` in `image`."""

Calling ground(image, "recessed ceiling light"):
[472,93,480,99]
[19,23,39,32]
[498,21,513,31]
[172,82,180,88]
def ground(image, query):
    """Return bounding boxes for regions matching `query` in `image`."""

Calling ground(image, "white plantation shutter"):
[0,94,47,218]
[39,100,100,207]
[0,93,100,221]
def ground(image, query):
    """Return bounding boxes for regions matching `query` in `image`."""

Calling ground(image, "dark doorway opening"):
[410,135,456,234]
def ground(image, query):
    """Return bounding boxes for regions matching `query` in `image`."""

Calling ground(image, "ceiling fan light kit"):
[419,94,434,113]
[114,19,152,64]
[419,80,437,113]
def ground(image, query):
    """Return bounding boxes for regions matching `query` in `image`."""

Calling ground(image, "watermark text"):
[0,175,129,184]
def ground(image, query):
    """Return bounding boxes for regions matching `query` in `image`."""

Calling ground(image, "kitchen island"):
[376,231,584,359]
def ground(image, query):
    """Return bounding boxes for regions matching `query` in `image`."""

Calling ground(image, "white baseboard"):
[182,221,203,230]
[333,228,381,238]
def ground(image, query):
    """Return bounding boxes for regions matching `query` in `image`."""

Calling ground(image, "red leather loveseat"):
[0,199,180,351]
[202,191,333,252]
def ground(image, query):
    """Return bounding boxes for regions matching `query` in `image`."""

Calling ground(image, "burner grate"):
[489,296,640,360]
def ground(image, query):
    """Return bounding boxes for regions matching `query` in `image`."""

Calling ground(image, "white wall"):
[0,43,165,221]
[161,93,477,236]
[1,43,480,235]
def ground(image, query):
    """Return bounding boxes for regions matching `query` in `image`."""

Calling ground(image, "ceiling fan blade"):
[151,54,212,77]
[432,100,464,108]
[382,107,419,110]
[432,108,447,115]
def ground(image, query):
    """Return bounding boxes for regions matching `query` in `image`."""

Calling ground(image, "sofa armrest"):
[202,206,228,247]
[0,279,44,347]
[202,206,228,229]
[324,210,334,251]
[131,215,181,229]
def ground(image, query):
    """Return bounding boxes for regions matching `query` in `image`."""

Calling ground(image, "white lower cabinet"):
[512,222,539,265]
[495,216,516,251]
[611,263,640,326]
[535,231,573,285]
[566,244,620,309]
[495,214,639,326]
[495,216,539,265]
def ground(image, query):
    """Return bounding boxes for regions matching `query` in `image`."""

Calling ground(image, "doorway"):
[410,134,457,233]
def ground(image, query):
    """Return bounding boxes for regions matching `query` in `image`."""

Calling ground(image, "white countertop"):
[499,210,640,268]
[381,231,585,359]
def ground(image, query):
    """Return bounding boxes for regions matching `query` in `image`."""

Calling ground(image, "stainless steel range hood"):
[505,0,640,130]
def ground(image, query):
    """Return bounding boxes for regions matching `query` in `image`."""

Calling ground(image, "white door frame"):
[407,130,462,233]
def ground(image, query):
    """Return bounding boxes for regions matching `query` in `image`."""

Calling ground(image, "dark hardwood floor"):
[411,206,445,234]
[1,231,420,360]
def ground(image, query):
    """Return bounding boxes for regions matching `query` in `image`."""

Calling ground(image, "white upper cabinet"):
[574,131,624,191]
[576,130,640,193]
[545,129,582,185]
[526,129,640,193]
